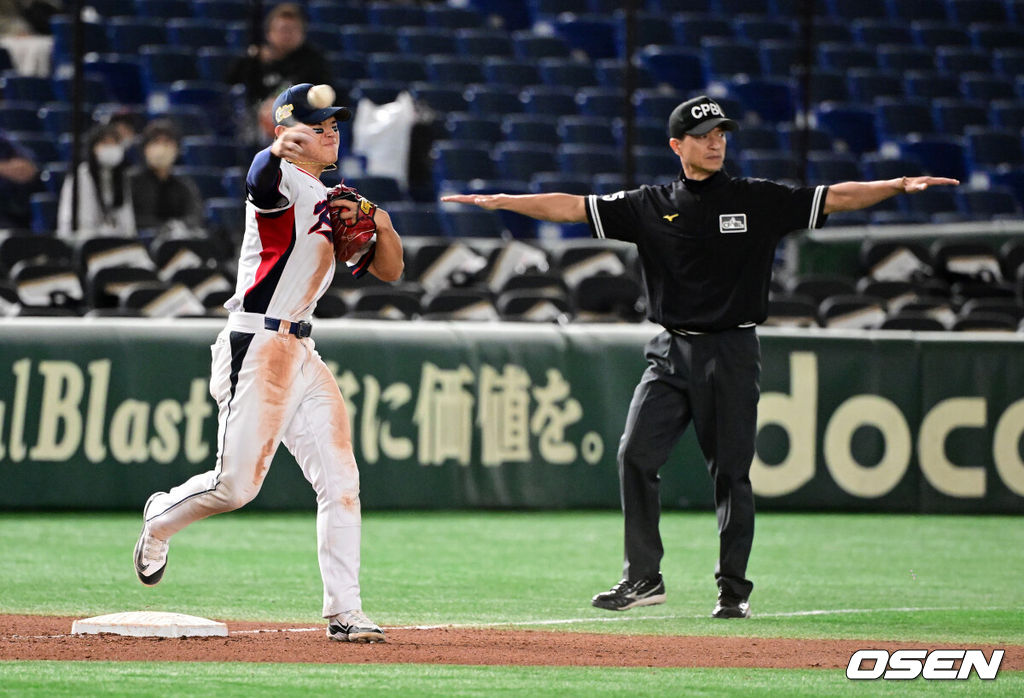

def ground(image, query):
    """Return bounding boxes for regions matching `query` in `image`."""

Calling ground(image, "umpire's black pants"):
[618,327,759,601]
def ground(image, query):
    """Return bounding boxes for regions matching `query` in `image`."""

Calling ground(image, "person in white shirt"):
[57,123,135,239]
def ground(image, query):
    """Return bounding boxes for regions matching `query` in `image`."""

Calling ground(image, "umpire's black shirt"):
[585,170,829,332]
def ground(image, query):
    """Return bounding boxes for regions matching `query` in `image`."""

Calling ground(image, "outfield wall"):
[1,318,1023,513]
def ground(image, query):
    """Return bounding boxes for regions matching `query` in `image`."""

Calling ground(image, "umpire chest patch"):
[719,213,747,233]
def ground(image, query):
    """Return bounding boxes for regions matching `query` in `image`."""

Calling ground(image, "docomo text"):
[847,649,1004,680]
[751,352,1024,499]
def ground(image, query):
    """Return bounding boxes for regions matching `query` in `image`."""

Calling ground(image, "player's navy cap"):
[273,83,352,126]
[668,95,740,137]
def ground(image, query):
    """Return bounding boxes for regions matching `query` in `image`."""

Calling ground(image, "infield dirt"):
[2,615,1021,669]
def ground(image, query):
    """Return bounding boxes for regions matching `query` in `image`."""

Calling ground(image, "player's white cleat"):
[134,493,169,586]
[327,609,386,643]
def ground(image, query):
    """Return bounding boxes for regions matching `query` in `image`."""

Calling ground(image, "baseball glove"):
[327,182,377,262]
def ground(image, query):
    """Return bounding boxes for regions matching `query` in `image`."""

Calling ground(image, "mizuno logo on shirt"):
[719,213,747,233]
[663,213,679,222]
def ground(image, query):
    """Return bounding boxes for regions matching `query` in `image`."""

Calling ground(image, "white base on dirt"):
[71,611,228,638]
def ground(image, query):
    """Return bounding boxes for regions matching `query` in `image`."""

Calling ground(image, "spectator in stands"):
[57,123,135,239]
[130,119,205,237]
[0,128,40,231]
[226,2,333,107]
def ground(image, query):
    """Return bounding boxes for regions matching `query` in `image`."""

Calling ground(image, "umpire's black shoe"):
[591,575,666,611]
[712,592,751,619]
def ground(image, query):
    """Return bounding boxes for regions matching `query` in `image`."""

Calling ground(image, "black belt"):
[265,317,313,338]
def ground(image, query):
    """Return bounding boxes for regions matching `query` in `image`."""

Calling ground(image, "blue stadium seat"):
[992,49,1024,79]
[106,17,167,54]
[845,68,904,103]
[167,80,232,123]
[502,114,559,146]
[366,1,425,26]
[826,0,887,19]
[192,0,249,21]
[425,55,485,84]
[344,176,406,205]
[327,52,369,84]
[777,124,833,152]
[340,26,398,55]
[174,167,226,200]
[910,21,970,48]
[715,0,777,12]
[165,18,225,51]
[849,19,914,45]
[350,80,404,106]
[154,105,214,138]
[811,17,854,43]
[465,84,524,117]
[957,187,1021,219]
[966,128,1024,170]
[529,173,590,194]
[632,146,677,179]
[446,114,502,143]
[409,83,469,113]
[9,133,60,163]
[935,47,992,74]
[701,38,761,81]
[51,74,111,108]
[520,86,578,117]
[729,77,797,124]
[132,0,191,17]
[528,0,590,23]
[385,202,443,237]
[621,118,671,149]
[454,28,514,58]
[37,105,89,138]
[758,40,801,78]
[195,47,236,83]
[728,125,781,158]
[556,115,615,146]
[818,42,876,72]
[368,54,429,83]
[494,142,558,179]
[807,151,862,184]
[49,16,108,65]
[465,0,531,31]
[899,136,968,182]
[946,0,1008,24]
[536,58,598,89]
[637,46,705,92]
[991,100,1024,133]
[180,136,245,169]
[931,99,988,134]
[877,46,936,73]
[576,87,627,119]
[553,14,619,60]
[556,144,620,176]
[511,32,572,61]
[395,27,457,56]
[884,0,947,21]
[736,17,795,42]
[814,103,879,155]
[875,99,936,141]
[83,55,145,105]
[423,5,484,29]
[903,72,962,101]
[482,58,541,89]
[671,13,733,47]
[439,207,505,238]
[739,150,801,183]
[1008,0,1024,22]
[794,69,850,106]
[0,73,54,102]
[960,74,1017,101]
[431,141,496,184]
[29,192,58,234]
[616,10,676,52]
[989,168,1024,211]
[968,24,1024,51]
[0,102,43,133]
[633,90,681,121]
[139,46,199,91]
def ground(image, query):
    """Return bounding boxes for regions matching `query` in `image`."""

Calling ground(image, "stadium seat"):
[952,312,1017,332]
[875,99,936,141]
[138,47,199,91]
[395,27,457,56]
[935,47,992,74]
[931,240,1002,284]
[904,72,962,101]
[0,102,43,133]
[431,141,496,184]
[991,49,1024,80]
[818,294,887,329]
[966,128,1024,170]
[737,17,795,42]
[968,24,1024,51]
[593,59,656,90]
[465,84,524,117]
[529,173,590,195]
[636,46,705,92]
[776,124,833,153]
[633,90,681,121]
[959,74,1017,102]
[728,125,781,158]
[424,5,484,29]
[793,69,850,106]
[366,1,425,27]
[877,46,938,73]
[552,14,619,60]
[787,273,858,304]
[818,43,876,72]
[989,168,1024,212]
[845,69,903,104]
[465,0,531,31]
[878,312,947,331]
[180,136,245,169]
[902,186,960,221]
[368,54,428,84]
[947,0,1008,23]
[899,136,968,183]
[572,274,645,322]
[438,207,506,239]
[536,58,597,89]
[511,32,572,61]
[347,286,424,320]
[164,18,225,51]
[957,187,1022,219]
[192,0,249,21]
[826,0,888,19]
[807,151,862,184]
[0,73,54,102]
[728,77,796,124]
[384,202,444,238]
[556,144,619,177]
[482,58,541,89]
[446,114,502,143]
[861,155,925,181]
[671,13,733,47]
[557,116,615,146]
[519,86,578,117]
[810,16,854,43]
[849,19,914,45]
[344,176,406,206]
[496,288,573,322]
[910,21,970,48]
[701,38,761,81]
[501,114,559,146]
[885,0,947,20]
[758,40,801,78]
[11,133,60,164]
[350,80,405,107]
[454,28,514,58]
[49,16,108,65]
[764,294,819,327]
[425,55,485,85]
[494,142,559,181]
[814,103,878,155]
[575,87,626,120]
[0,235,72,276]
[739,150,800,182]
[409,83,469,113]
[82,55,145,105]
[930,100,988,134]
[632,146,677,180]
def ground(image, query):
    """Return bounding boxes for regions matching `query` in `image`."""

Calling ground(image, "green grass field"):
[1,511,1021,696]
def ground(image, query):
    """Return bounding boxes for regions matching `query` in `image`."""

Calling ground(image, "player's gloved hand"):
[327,182,377,262]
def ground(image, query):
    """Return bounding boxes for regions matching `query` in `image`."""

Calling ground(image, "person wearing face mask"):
[57,123,135,239]
[129,119,204,236]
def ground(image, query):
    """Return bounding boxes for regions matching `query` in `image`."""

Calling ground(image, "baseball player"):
[442,95,958,618]
[134,83,404,642]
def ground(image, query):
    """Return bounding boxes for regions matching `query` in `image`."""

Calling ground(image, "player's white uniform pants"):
[145,312,361,618]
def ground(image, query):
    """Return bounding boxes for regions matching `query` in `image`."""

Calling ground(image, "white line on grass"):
[10,606,1008,639]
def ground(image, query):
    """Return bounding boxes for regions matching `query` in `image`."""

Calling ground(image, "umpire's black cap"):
[273,83,352,127]
[668,95,740,137]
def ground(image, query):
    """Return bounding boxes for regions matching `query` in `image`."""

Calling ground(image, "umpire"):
[442,95,958,618]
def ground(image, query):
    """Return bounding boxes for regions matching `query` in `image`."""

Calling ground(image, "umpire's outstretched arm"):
[441,193,587,223]
[823,176,959,213]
